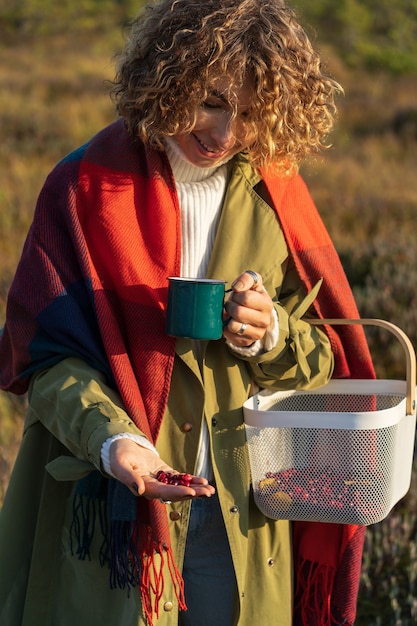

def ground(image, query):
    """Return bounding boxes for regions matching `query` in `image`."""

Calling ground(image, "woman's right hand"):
[109,438,215,500]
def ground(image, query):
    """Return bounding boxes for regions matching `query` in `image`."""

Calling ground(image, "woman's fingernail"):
[232,280,244,291]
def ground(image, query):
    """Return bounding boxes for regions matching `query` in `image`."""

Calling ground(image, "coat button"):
[163,601,174,612]
[181,422,193,432]
[267,558,275,567]
[230,505,239,514]
[170,511,182,521]
[211,418,217,427]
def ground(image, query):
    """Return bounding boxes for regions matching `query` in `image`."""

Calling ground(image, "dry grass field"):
[0,14,417,624]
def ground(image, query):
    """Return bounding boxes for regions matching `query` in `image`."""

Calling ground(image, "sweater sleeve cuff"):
[101,433,159,478]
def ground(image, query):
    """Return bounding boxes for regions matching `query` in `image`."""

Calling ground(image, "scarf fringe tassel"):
[294,559,338,626]
[70,484,186,626]
[70,478,109,566]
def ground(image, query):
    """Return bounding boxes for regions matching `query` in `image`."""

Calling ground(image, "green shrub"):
[340,235,417,379]
[293,0,417,74]
[357,457,417,625]
[0,0,145,38]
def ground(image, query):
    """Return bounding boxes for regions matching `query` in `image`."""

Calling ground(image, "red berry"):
[156,471,193,487]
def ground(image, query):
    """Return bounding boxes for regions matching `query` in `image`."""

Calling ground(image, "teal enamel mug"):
[166,277,227,340]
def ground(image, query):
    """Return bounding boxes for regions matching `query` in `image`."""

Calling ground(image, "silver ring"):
[159,498,172,505]
[237,323,247,335]
[244,269,258,285]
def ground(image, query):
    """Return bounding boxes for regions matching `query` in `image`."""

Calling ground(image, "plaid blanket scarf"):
[0,119,375,625]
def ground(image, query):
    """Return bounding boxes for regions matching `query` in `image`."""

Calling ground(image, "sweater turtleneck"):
[164,138,230,279]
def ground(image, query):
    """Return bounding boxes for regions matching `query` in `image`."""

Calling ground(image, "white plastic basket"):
[244,319,417,525]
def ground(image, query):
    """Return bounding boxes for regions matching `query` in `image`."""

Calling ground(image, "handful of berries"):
[155,470,193,487]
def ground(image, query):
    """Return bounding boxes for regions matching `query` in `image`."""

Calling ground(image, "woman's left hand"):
[223,270,274,346]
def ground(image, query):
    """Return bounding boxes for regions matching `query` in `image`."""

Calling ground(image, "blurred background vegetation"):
[0,1,416,623]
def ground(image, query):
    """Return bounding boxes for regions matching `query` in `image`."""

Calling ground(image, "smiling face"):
[172,74,256,168]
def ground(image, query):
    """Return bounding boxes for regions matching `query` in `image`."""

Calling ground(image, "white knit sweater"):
[164,138,229,279]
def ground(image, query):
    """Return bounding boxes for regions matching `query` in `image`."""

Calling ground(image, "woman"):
[0,1,374,625]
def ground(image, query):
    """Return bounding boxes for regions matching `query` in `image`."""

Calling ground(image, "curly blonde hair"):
[110,0,342,170]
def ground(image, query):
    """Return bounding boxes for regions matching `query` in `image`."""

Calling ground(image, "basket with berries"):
[243,319,416,525]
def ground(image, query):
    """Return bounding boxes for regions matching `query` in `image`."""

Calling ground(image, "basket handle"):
[307,318,416,415]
